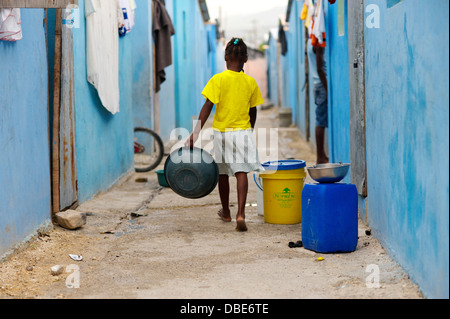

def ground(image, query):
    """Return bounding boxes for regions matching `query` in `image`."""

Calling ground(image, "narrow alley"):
[0,0,448,304]
[0,108,422,300]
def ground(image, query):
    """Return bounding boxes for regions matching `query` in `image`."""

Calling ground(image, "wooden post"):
[51,8,62,214]
[0,0,78,8]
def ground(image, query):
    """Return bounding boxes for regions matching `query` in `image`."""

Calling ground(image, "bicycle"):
[134,127,164,173]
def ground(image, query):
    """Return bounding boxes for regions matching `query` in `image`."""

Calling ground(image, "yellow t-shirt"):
[202,70,264,132]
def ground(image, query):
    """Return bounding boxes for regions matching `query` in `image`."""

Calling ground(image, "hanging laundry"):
[118,0,136,36]
[85,0,120,114]
[152,0,175,93]
[117,0,126,36]
[278,19,288,56]
[0,8,22,42]
[311,0,326,48]
[300,3,308,20]
[304,0,315,36]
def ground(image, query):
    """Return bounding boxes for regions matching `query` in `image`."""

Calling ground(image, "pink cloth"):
[0,8,22,42]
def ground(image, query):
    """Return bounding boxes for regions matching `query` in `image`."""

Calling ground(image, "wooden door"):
[51,8,78,213]
[348,0,367,197]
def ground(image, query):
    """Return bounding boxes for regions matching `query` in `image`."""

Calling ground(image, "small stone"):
[51,265,64,276]
[26,266,33,271]
[55,210,86,230]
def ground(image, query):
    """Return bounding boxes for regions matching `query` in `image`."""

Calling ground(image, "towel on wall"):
[152,0,175,93]
[0,8,22,42]
[85,0,120,114]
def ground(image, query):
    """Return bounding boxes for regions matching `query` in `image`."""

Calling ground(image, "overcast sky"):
[206,0,287,46]
[206,0,285,20]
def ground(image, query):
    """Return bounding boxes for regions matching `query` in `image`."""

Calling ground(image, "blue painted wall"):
[284,0,307,137]
[0,9,51,257]
[325,0,351,181]
[364,0,449,298]
[266,29,279,108]
[132,0,155,132]
[173,0,214,131]
[73,0,134,203]
[157,0,177,143]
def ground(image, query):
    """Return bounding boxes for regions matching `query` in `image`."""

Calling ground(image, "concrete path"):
[0,108,422,299]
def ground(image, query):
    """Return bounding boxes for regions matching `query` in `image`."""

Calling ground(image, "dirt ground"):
[0,108,423,299]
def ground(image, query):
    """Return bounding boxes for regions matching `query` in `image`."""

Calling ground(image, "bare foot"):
[218,209,232,222]
[236,216,248,232]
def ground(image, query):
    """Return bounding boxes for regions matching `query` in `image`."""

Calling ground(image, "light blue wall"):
[325,1,351,181]
[173,0,213,131]
[364,0,449,298]
[266,30,279,107]
[285,0,307,137]
[132,0,154,131]
[158,0,177,143]
[73,0,134,203]
[0,9,51,257]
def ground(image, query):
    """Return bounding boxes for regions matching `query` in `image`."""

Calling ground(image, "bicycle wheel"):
[134,127,164,173]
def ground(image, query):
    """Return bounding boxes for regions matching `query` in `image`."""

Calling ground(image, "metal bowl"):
[307,163,350,183]
[164,147,219,199]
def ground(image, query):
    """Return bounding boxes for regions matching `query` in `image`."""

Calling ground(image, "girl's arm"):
[187,99,214,148]
[249,107,257,130]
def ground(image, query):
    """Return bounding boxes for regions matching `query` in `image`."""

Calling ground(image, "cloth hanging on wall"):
[152,0,175,93]
[0,8,22,41]
[85,0,120,114]
[118,0,136,36]
[278,20,288,56]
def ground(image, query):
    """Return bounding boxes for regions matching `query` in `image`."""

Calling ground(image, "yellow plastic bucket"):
[260,160,306,224]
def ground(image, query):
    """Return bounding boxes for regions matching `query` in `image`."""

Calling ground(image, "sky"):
[205,0,287,46]
[206,0,284,20]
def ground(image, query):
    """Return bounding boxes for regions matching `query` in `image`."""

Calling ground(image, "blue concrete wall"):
[0,9,51,257]
[325,1,351,181]
[132,0,155,132]
[73,0,134,203]
[284,0,307,137]
[157,0,177,143]
[173,0,215,131]
[266,30,279,107]
[364,0,449,298]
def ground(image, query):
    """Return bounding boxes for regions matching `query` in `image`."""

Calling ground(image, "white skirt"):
[213,130,264,176]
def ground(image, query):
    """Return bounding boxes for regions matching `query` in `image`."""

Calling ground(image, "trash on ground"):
[288,240,303,248]
[69,254,83,261]
[131,212,147,218]
[316,257,324,262]
[101,230,115,234]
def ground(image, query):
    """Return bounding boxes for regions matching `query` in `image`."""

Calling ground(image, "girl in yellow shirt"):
[187,38,264,232]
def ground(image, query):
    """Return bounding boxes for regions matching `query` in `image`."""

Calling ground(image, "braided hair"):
[225,37,248,65]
